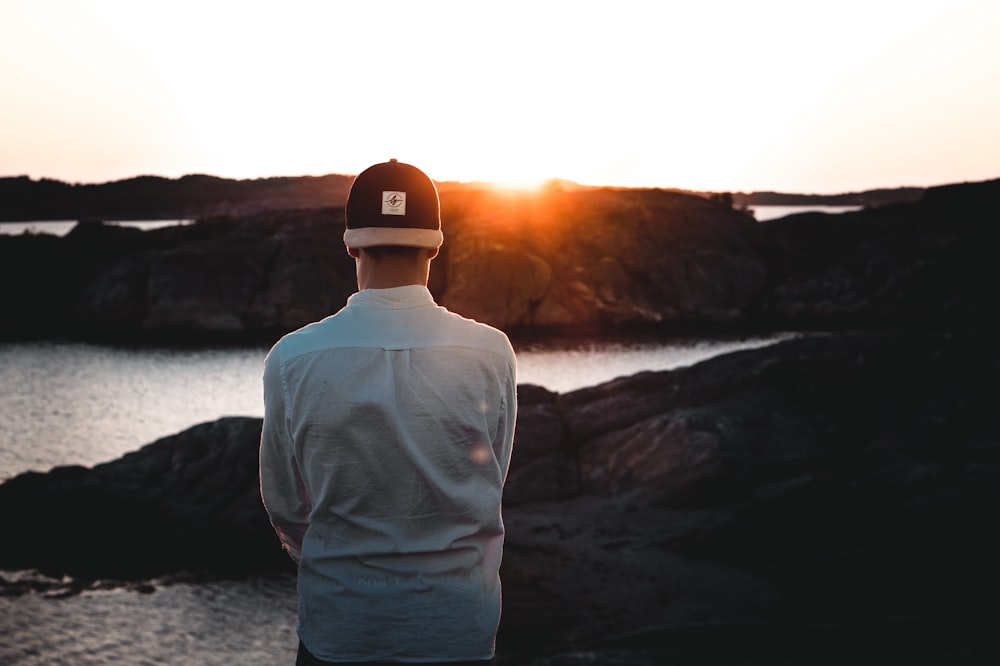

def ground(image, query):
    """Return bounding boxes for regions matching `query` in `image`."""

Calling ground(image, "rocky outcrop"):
[0,187,770,342]
[2,179,997,342]
[0,173,925,224]
[758,178,1000,327]
[500,330,1000,658]
[0,209,358,342]
[438,188,768,329]
[2,330,997,662]
[0,417,285,579]
[0,173,356,222]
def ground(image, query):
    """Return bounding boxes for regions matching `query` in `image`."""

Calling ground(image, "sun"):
[486,178,551,193]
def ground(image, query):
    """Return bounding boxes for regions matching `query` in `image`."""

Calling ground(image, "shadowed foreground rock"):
[1,330,998,664]
[0,417,286,579]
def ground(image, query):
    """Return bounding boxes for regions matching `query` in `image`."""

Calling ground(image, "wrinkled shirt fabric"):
[260,285,517,663]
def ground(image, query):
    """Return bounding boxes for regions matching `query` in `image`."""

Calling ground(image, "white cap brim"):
[344,227,443,249]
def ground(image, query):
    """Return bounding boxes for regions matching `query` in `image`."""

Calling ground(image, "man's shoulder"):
[267,311,347,363]
[432,306,515,360]
[266,302,514,365]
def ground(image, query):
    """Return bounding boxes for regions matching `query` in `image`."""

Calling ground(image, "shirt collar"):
[346,285,436,310]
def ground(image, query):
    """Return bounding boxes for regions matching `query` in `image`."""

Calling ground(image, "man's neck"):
[355,253,431,290]
[359,274,426,290]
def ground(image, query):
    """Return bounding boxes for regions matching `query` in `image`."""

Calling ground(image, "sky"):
[1,0,998,194]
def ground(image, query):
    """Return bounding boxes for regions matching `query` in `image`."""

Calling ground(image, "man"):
[260,159,517,665]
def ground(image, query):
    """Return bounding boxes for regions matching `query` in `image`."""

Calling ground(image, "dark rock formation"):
[0,417,285,579]
[2,330,997,663]
[438,188,768,329]
[2,178,997,343]
[498,329,1000,663]
[758,178,1000,328]
[0,209,357,342]
[0,172,925,223]
[0,173,355,222]
[0,187,768,342]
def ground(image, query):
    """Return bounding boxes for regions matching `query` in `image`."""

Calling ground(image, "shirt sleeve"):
[259,345,311,564]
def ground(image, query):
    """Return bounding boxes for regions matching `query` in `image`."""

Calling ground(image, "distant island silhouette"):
[0,173,926,222]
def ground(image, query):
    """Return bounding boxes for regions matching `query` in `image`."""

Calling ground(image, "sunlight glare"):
[485,178,550,193]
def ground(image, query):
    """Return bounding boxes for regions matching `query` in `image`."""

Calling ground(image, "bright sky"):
[1,0,998,193]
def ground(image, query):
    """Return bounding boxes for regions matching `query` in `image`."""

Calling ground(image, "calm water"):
[0,575,300,665]
[751,204,862,221]
[0,219,193,236]
[0,334,791,665]
[0,336,792,481]
[0,206,863,235]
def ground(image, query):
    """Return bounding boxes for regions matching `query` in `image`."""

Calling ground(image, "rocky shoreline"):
[2,329,997,663]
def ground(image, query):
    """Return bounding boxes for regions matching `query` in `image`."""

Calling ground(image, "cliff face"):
[1,330,997,663]
[2,179,996,342]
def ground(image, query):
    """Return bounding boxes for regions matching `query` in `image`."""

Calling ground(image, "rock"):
[0,417,289,579]
[3,179,998,343]
[759,178,1000,327]
[0,188,768,342]
[438,188,768,330]
[143,240,270,332]
[243,211,355,331]
[441,240,553,327]
[0,208,356,343]
[498,329,1000,662]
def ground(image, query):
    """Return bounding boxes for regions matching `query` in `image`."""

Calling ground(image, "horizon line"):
[2,171,994,198]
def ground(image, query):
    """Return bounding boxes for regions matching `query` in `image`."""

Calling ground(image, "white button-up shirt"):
[260,285,517,662]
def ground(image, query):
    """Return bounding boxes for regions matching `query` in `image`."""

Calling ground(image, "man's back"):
[261,285,517,662]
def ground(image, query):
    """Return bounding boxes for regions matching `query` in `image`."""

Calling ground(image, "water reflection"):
[513,332,796,393]
[0,333,794,480]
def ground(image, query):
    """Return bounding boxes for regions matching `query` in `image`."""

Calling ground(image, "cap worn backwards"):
[344,158,443,249]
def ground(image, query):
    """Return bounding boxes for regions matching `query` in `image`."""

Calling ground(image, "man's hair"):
[360,245,427,261]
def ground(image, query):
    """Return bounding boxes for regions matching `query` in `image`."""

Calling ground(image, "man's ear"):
[347,246,360,258]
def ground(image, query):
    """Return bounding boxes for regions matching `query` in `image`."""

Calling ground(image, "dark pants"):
[296,640,494,666]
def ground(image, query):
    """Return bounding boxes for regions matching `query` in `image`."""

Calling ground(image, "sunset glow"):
[484,179,552,193]
[1,0,999,193]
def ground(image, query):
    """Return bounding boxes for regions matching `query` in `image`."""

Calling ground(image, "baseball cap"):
[344,159,443,249]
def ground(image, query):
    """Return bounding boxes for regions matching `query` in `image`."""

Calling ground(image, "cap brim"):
[344,227,444,249]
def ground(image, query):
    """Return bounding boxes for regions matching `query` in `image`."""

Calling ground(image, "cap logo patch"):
[382,191,406,215]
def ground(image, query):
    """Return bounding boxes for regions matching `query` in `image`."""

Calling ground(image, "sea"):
[749,204,863,220]
[0,219,194,236]
[0,216,799,664]
[0,205,863,237]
